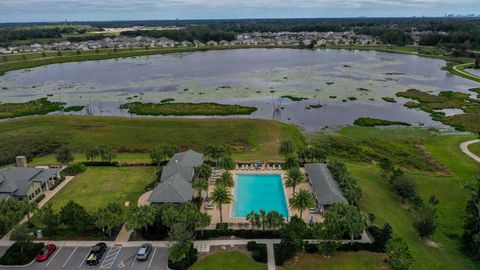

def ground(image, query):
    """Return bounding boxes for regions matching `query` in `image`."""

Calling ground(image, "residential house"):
[0,156,62,202]
[149,150,203,204]
[181,40,193,47]
[304,163,348,213]
[206,40,218,46]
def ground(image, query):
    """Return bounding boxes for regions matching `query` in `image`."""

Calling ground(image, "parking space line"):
[130,255,136,269]
[147,248,157,269]
[98,247,111,268]
[45,246,62,267]
[100,245,122,269]
[63,247,77,268]
[79,248,90,268]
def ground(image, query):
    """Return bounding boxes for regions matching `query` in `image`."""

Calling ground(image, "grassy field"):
[337,126,479,270]
[47,166,156,213]
[120,102,257,116]
[190,252,267,270]
[0,115,304,162]
[280,252,384,270]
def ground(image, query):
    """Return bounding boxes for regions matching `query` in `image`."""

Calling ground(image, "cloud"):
[0,0,478,22]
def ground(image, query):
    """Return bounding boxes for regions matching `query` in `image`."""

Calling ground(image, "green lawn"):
[0,115,304,163]
[468,141,480,157]
[189,252,267,270]
[280,252,384,270]
[347,133,479,270]
[47,166,156,213]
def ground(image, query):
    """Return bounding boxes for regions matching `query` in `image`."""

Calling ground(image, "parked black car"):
[86,242,107,266]
[136,243,153,261]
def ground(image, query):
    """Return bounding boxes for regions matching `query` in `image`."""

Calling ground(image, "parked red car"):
[36,244,56,262]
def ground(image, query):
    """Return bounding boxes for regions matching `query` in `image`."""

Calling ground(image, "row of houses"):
[0,31,377,54]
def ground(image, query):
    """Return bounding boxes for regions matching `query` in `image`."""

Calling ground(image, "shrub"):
[252,244,268,263]
[390,175,417,203]
[413,206,437,238]
[247,241,257,251]
[304,243,319,253]
[167,243,197,270]
[63,163,87,175]
[318,241,341,257]
[34,194,46,204]
[385,236,414,270]
[0,242,44,265]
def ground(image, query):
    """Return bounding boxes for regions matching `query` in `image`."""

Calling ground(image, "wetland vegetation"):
[119,102,257,116]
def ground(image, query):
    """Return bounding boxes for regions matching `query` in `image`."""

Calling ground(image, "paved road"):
[460,139,480,163]
[3,244,169,270]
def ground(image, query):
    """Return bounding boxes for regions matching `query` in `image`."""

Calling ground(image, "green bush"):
[247,241,257,251]
[252,244,268,263]
[63,163,87,175]
[0,242,44,265]
[167,243,197,270]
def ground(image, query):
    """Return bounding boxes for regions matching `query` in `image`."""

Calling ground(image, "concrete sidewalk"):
[460,139,480,163]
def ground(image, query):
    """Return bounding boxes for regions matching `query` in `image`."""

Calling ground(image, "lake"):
[0,48,478,131]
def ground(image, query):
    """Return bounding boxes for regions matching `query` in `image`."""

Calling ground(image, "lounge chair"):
[278,164,282,170]
[236,164,239,170]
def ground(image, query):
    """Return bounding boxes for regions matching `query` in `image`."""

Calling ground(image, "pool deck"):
[202,168,324,229]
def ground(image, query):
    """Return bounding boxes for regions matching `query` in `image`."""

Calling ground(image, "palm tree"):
[21,201,37,224]
[246,211,260,231]
[259,209,267,230]
[196,163,212,180]
[266,211,284,231]
[210,186,232,226]
[192,178,208,200]
[220,157,236,170]
[216,171,234,188]
[286,167,304,195]
[279,139,295,156]
[289,189,315,219]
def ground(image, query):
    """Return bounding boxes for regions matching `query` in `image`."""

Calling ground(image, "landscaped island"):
[120,102,257,116]
[0,98,64,119]
[353,117,411,127]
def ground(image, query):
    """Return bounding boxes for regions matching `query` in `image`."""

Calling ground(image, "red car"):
[36,244,56,262]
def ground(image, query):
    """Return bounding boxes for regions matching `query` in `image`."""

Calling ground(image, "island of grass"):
[120,102,257,116]
[396,89,480,132]
[64,105,85,112]
[280,95,308,101]
[470,88,480,94]
[0,98,64,119]
[354,117,410,127]
[382,97,397,103]
[306,104,323,109]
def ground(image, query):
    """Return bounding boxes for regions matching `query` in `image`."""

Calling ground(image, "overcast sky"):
[0,0,479,23]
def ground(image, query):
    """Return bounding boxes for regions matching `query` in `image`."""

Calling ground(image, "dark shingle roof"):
[304,163,348,206]
[160,165,194,183]
[149,150,203,203]
[0,167,61,198]
[167,150,203,167]
[149,173,194,203]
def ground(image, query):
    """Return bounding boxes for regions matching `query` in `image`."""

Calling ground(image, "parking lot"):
[24,244,169,270]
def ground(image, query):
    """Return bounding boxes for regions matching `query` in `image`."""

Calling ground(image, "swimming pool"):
[232,174,289,218]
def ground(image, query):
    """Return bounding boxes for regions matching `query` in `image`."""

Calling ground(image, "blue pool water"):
[233,174,289,217]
